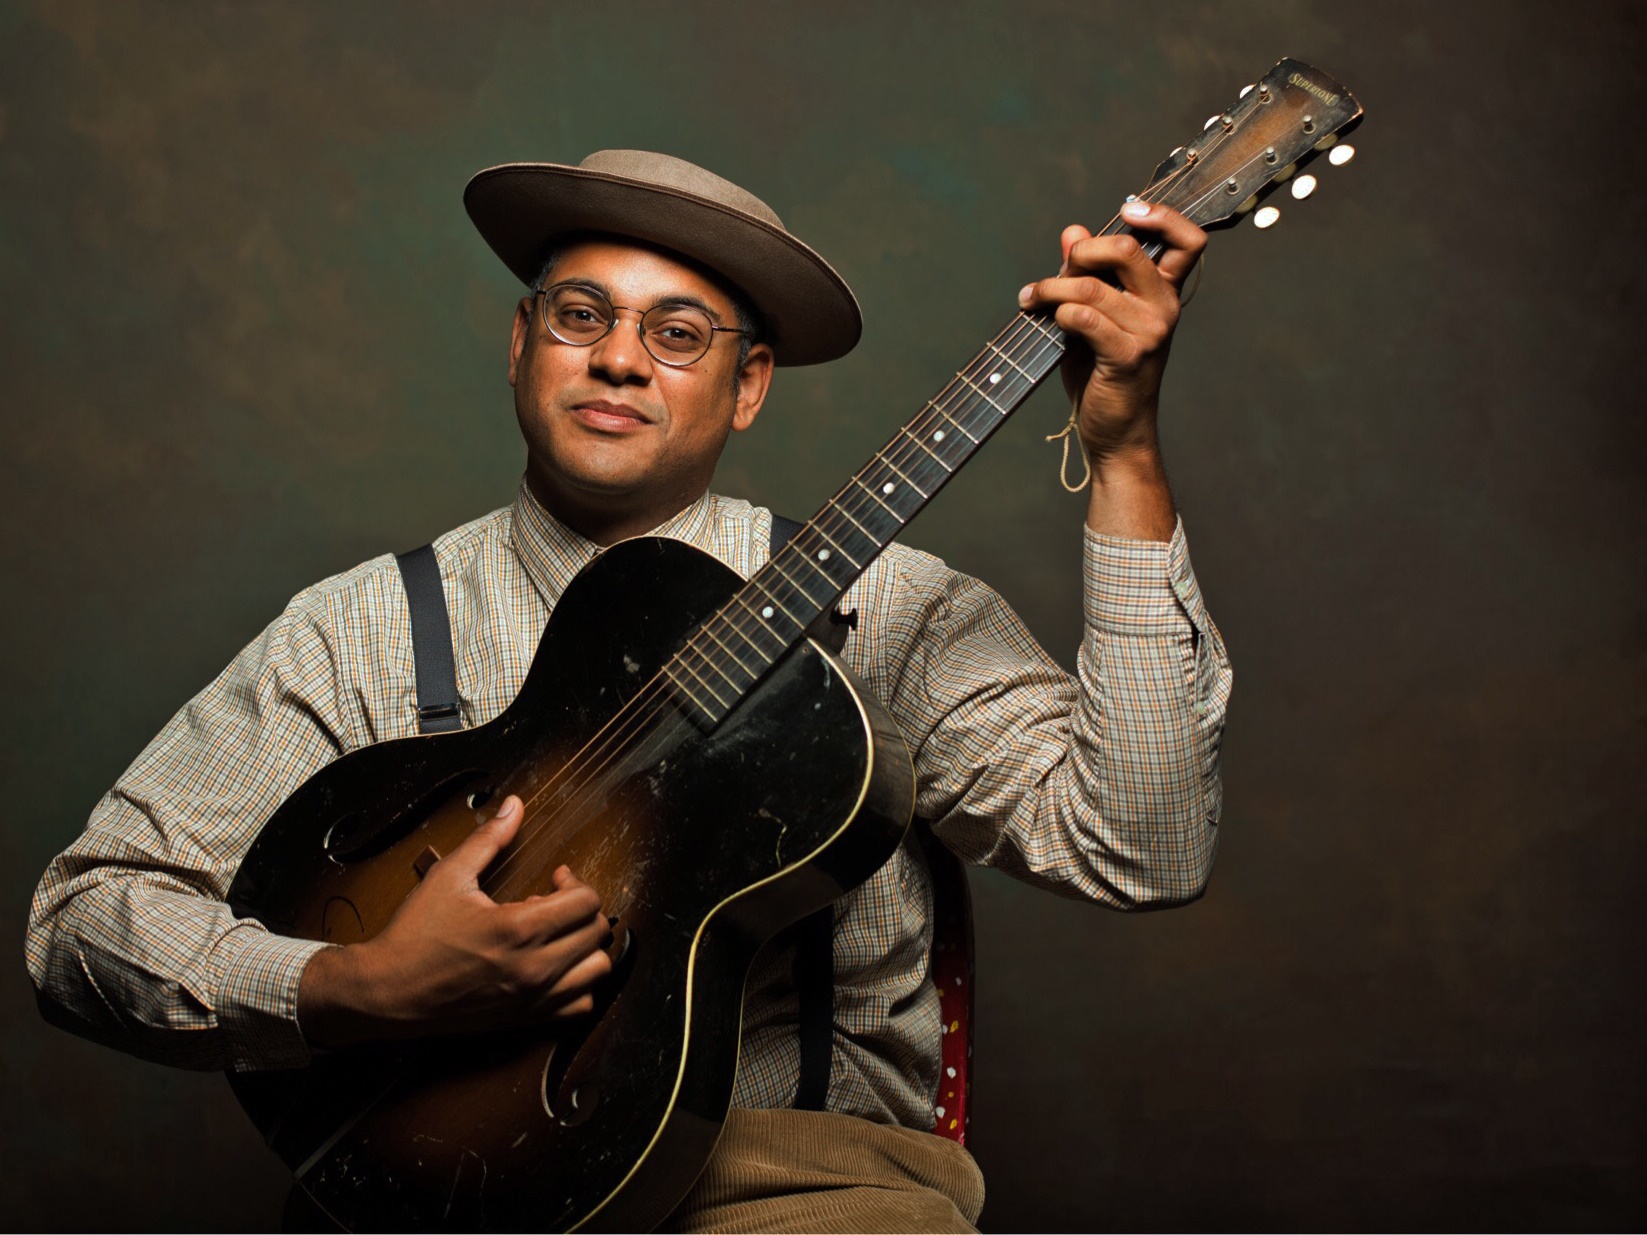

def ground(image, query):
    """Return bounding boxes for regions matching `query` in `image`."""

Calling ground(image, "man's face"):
[507,238,774,541]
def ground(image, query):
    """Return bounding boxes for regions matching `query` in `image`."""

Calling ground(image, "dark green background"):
[3,1,1642,1229]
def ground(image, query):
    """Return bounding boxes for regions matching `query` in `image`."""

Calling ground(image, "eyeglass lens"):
[542,285,716,365]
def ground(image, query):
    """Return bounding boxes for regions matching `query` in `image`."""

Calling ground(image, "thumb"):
[440,795,523,883]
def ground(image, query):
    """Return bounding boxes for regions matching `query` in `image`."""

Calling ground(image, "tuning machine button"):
[1253,206,1281,230]
[1328,143,1357,166]
[1290,174,1317,200]
[1239,83,1255,98]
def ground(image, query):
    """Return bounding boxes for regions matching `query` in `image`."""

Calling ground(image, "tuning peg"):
[1239,83,1255,98]
[1238,193,1260,214]
[1254,205,1281,229]
[1290,174,1317,200]
[1328,143,1356,166]
[1314,133,1339,152]
[1273,161,1297,182]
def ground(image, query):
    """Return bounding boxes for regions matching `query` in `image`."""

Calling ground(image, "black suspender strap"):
[394,543,463,734]
[772,515,836,1112]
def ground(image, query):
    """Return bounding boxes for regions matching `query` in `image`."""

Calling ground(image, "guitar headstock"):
[1139,58,1363,232]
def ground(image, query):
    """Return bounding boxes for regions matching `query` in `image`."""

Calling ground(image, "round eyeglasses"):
[534,282,752,368]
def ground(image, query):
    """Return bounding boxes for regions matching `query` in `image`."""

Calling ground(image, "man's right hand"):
[295,795,613,1050]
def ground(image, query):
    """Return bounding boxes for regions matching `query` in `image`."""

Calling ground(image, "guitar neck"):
[664,308,1067,728]
[660,51,1367,728]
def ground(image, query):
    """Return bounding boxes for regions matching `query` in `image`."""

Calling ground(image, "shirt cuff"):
[1082,516,1211,638]
[215,921,331,1071]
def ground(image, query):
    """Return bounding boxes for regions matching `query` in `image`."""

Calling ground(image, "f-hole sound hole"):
[323,770,486,863]
[540,1036,598,1126]
[538,930,636,1127]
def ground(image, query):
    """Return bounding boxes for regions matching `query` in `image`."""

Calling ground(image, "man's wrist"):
[296,942,379,1052]
[1084,442,1176,541]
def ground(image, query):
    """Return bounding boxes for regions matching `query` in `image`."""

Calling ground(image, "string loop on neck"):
[1045,398,1092,493]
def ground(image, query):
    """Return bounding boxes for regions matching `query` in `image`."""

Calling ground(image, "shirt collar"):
[508,478,720,607]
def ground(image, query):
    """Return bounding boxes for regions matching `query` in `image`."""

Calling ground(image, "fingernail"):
[1122,200,1151,221]
[1018,284,1034,307]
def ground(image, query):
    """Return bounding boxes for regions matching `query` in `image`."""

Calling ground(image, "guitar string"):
[481,311,1060,896]
[482,310,1063,895]
[478,134,1251,895]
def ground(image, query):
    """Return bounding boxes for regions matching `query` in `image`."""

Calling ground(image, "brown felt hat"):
[464,150,861,367]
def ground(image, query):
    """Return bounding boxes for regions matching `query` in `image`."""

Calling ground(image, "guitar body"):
[226,536,916,1233]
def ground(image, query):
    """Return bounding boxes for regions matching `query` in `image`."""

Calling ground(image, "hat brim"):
[464,162,861,367]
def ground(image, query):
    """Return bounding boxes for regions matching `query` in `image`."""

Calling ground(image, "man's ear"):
[508,298,533,387]
[731,343,775,433]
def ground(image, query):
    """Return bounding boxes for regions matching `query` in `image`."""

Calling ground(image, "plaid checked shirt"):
[27,480,1230,1129]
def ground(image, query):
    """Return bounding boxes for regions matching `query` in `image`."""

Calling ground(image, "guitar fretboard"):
[663,309,1068,728]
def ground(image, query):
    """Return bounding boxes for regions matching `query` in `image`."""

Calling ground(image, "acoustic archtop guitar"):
[227,58,1362,1233]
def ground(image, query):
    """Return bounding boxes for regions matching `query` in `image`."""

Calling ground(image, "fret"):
[694,621,765,679]
[1021,312,1063,346]
[923,399,980,444]
[672,650,736,710]
[662,664,720,728]
[803,522,864,572]
[704,606,790,676]
[765,551,837,611]
[896,424,953,472]
[870,451,930,500]
[736,579,805,631]
[955,370,1007,413]
[829,496,883,546]
[850,475,907,523]
[984,339,1036,382]
[905,416,965,465]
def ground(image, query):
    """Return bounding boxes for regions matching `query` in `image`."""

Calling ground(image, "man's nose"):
[586,309,653,384]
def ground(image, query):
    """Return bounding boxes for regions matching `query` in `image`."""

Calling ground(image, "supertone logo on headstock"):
[1287,72,1341,107]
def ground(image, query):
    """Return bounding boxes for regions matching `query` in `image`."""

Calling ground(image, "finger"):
[1019,273,1160,337]
[1051,300,1151,376]
[540,947,614,1003]
[507,884,606,946]
[545,992,597,1020]
[1116,200,1207,288]
[1065,230,1175,309]
[550,864,595,894]
[435,795,524,884]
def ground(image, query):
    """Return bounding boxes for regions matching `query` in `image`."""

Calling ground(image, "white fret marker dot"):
[989,372,1001,384]
[882,482,895,495]
[818,549,830,561]
[761,605,774,619]
[933,429,945,441]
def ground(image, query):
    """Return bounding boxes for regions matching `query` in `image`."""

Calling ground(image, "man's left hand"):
[1018,201,1206,465]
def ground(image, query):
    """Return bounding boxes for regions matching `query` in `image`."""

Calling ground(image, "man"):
[27,151,1228,1231]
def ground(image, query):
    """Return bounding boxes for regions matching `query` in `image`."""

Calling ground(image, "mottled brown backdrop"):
[2,1,1643,1229]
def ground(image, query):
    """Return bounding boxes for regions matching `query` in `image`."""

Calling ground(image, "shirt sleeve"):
[23,591,376,1072]
[867,517,1230,909]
